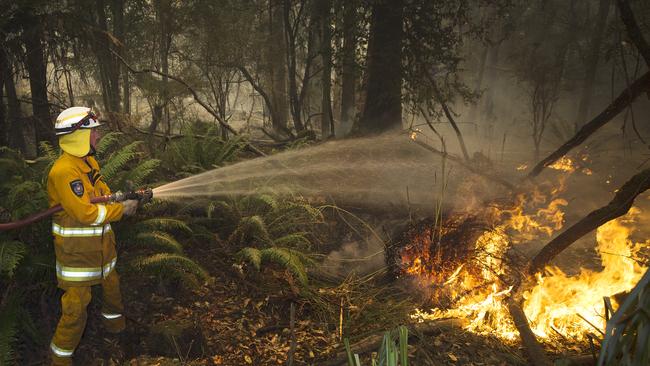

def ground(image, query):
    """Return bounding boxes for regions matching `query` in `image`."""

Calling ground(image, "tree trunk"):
[467,44,489,125]
[318,0,333,138]
[340,0,357,135]
[357,0,403,135]
[0,51,25,152]
[112,0,130,114]
[574,0,611,131]
[22,13,54,145]
[0,51,6,146]
[94,0,121,116]
[269,0,289,134]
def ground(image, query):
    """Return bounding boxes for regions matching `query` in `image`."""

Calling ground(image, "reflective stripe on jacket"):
[47,152,124,287]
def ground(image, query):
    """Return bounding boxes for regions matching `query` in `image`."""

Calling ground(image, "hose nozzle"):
[110,188,154,204]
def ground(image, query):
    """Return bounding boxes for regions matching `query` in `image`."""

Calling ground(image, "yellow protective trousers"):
[50,271,125,366]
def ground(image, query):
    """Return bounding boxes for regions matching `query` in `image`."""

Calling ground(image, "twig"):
[109,50,266,157]
[577,314,605,337]
[411,137,516,191]
[286,302,296,366]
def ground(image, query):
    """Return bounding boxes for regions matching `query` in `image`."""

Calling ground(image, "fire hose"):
[0,188,153,232]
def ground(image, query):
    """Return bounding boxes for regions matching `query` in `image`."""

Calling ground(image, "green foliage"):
[100,141,142,183]
[273,233,311,250]
[345,326,409,366]
[135,231,184,254]
[132,253,210,289]
[95,132,123,156]
[237,247,313,286]
[0,293,20,365]
[228,215,272,246]
[160,123,245,176]
[136,218,193,235]
[0,241,27,278]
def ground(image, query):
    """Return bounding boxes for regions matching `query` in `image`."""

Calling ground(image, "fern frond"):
[0,292,20,365]
[212,135,245,165]
[260,247,310,286]
[38,141,60,162]
[227,215,272,246]
[136,218,193,235]
[237,247,262,270]
[240,194,278,215]
[0,241,26,278]
[207,201,237,219]
[125,159,161,187]
[101,141,142,182]
[273,233,311,250]
[135,231,183,254]
[132,253,209,282]
[96,132,124,156]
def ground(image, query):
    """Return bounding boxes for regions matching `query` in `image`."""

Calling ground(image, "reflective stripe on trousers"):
[50,341,74,357]
[101,312,122,319]
[52,223,111,237]
[56,257,117,282]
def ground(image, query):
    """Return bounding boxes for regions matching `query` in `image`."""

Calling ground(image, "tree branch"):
[110,50,266,157]
[528,167,650,275]
[616,0,650,67]
[411,137,516,191]
[527,71,650,178]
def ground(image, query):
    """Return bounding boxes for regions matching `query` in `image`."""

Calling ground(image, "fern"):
[237,247,262,270]
[240,194,278,215]
[135,231,183,254]
[131,253,209,286]
[101,141,142,183]
[124,159,161,187]
[238,247,311,286]
[96,132,123,156]
[38,141,59,163]
[273,233,311,250]
[0,293,20,365]
[136,218,193,235]
[0,241,27,278]
[228,215,272,246]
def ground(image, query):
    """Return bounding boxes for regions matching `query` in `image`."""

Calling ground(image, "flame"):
[405,175,647,343]
[548,156,576,172]
[523,208,646,339]
[516,163,528,171]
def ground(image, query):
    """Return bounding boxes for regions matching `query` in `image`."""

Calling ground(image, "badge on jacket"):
[70,180,84,197]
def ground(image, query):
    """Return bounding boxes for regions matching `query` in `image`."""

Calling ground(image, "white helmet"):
[55,107,102,157]
[55,106,101,136]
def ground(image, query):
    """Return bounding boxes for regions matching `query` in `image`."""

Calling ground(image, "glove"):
[122,199,139,216]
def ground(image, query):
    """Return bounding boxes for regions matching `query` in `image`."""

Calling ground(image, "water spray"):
[0,188,153,231]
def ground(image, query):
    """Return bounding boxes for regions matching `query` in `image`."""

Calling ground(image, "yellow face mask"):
[59,129,91,157]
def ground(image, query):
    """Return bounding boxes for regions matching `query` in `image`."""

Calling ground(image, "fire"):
[523,208,646,339]
[548,156,576,172]
[405,175,647,344]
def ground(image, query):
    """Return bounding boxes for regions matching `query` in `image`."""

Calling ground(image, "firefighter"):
[47,106,138,365]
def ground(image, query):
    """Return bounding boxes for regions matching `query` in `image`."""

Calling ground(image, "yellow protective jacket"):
[47,152,124,288]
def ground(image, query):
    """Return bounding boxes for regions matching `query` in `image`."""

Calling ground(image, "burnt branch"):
[527,71,650,178]
[508,299,552,366]
[529,167,650,275]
